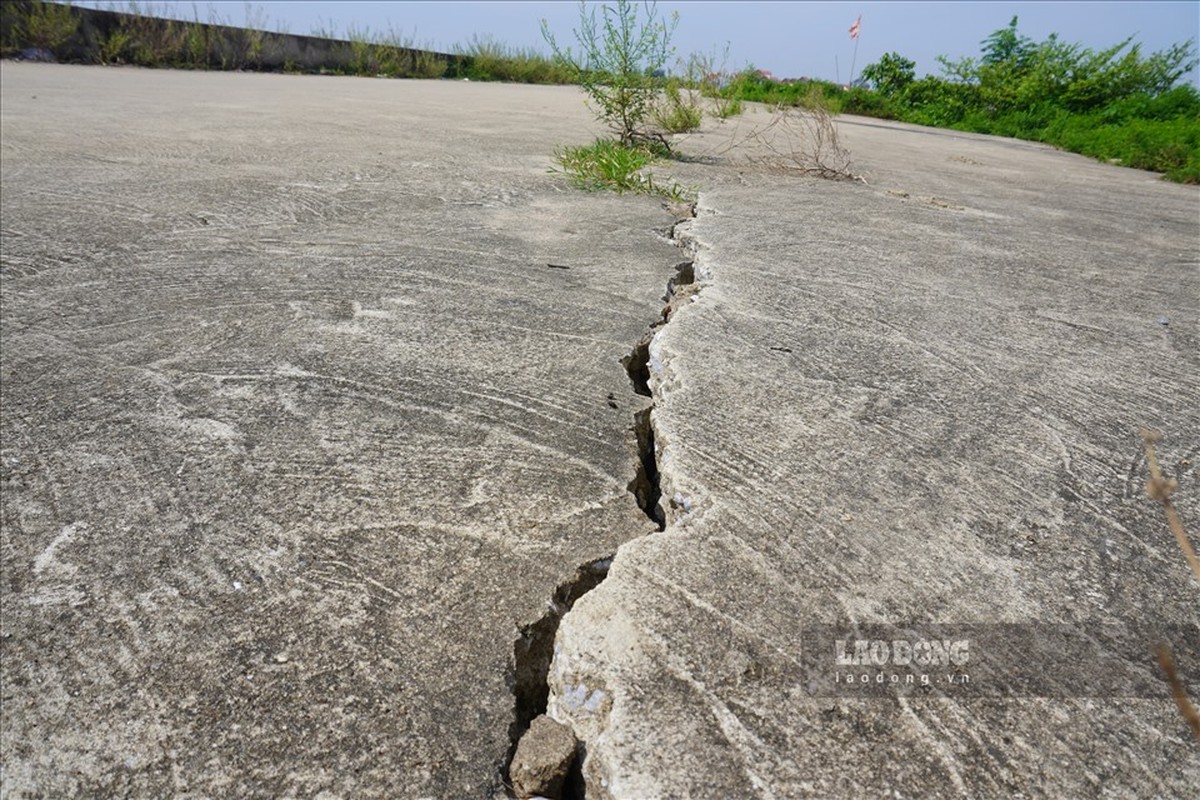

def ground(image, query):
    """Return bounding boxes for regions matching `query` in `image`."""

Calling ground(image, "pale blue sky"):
[73,2,1200,85]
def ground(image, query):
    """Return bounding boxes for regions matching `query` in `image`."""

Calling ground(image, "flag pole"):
[835,54,840,85]
[847,14,862,86]
[849,35,860,85]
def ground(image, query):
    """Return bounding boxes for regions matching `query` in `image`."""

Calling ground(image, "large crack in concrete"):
[502,203,704,797]
[627,406,664,530]
[504,555,612,792]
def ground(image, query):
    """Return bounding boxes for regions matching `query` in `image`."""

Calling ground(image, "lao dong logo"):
[835,638,970,667]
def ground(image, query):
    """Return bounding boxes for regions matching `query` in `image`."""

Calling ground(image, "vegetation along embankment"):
[4,3,1197,183]
[716,17,1199,183]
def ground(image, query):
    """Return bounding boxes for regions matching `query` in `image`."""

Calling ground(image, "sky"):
[72,1,1200,85]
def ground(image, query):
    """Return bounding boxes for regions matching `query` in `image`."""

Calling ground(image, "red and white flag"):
[849,15,862,40]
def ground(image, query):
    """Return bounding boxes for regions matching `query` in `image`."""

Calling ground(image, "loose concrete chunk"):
[510,715,577,800]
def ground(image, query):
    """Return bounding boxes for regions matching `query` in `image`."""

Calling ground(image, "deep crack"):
[623,256,699,530]
[629,406,665,530]
[503,202,702,796]
[503,557,612,787]
[621,336,653,397]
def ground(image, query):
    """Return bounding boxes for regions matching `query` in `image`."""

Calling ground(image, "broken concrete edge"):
[501,199,709,795]
[501,199,714,797]
[649,203,713,531]
[503,555,613,795]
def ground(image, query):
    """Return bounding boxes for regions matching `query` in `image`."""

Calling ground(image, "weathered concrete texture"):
[550,117,1200,795]
[0,65,675,796]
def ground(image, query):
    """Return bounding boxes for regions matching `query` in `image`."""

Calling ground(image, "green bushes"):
[722,68,781,104]
[714,69,841,111]
[10,0,78,56]
[453,35,572,83]
[2,1,579,85]
[711,94,744,119]
[651,78,703,132]
[345,25,447,79]
[849,17,1200,182]
[52,2,287,69]
[1,1,580,84]
[840,87,898,119]
[98,6,186,67]
[3,2,457,78]
[1046,112,1200,181]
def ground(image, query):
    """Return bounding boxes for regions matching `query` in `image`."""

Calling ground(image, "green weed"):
[182,18,207,67]
[712,95,743,119]
[552,139,690,201]
[542,0,678,146]
[345,24,447,79]
[97,27,131,64]
[683,44,747,119]
[12,0,79,56]
[652,79,703,133]
[347,24,375,75]
[455,34,572,83]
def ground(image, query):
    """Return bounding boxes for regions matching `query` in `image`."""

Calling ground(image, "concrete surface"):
[550,112,1200,795]
[0,64,675,797]
[3,63,1199,799]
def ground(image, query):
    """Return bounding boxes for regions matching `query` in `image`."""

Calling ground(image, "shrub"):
[95,6,184,67]
[888,18,1200,181]
[182,19,208,67]
[343,25,447,79]
[455,35,573,84]
[96,28,131,64]
[12,0,80,56]
[711,95,743,119]
[542,0,678,146]
[723,67,776,103]
[347,24,376,75]
[651,78,702,132]
[841,87,898,119]
[1046,113,1200,180]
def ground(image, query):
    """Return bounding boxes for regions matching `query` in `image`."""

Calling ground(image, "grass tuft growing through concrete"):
[552,139,691,201]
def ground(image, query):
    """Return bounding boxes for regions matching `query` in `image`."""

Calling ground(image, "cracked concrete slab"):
[4,64,1199,799]
[551,116,1200,796]
[0,65,677,796]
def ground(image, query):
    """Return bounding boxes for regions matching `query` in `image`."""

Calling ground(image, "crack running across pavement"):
[500,202,707,798]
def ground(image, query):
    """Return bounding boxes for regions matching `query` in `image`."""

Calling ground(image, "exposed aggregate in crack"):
[502,202,707,797]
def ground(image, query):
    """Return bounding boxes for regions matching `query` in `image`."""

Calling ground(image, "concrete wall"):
[2,2,465,75]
